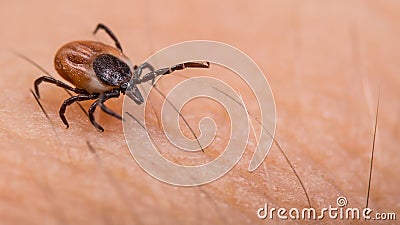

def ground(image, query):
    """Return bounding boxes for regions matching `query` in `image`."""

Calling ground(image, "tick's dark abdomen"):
[93,54,132,86]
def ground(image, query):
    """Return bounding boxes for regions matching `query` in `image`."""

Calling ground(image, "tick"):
[33,23,210,132]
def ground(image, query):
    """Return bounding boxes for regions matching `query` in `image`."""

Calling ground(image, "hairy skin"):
[0,1,399,225]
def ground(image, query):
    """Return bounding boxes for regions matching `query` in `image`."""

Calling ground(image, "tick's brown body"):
[33,23,210,132]
[54,41,133,93]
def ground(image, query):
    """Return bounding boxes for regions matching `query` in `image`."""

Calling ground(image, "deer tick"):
[33,23,209,131]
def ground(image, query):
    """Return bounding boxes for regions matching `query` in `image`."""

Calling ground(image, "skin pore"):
[0,1,399,225]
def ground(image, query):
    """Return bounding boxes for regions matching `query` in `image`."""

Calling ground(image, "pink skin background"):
[0,0,399,224]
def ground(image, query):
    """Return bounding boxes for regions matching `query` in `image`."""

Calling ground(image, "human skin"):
[0,1,399,225]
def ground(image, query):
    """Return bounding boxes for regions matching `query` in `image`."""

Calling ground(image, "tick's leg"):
[59,94,99,129]
[93,23,123,52]
[34,76,88,98]
[138,61,210,83]
[97,91,122,120]
[88,101,104,132]
[135,62,155,77]
[135,62,156,85]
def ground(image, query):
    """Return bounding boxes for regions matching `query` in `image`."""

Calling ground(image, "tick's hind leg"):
[59,94,99,129]
[34,76,88,98]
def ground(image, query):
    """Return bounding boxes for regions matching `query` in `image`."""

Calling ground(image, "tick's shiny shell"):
[54,41,134,93]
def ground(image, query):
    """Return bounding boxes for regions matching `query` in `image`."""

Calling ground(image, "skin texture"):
[0,0,399,224]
